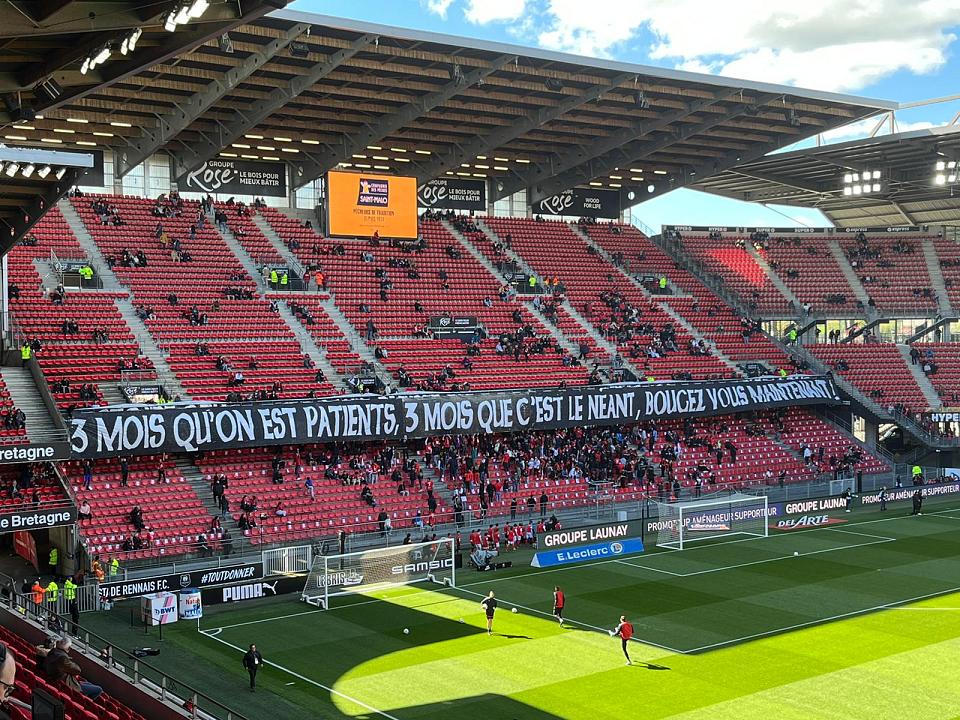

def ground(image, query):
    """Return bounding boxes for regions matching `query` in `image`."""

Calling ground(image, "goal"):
[654,492,769,550]
[301,537,456,609]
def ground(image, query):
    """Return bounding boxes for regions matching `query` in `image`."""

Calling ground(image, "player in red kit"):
[553,586,565,625]
[611,615,633,665]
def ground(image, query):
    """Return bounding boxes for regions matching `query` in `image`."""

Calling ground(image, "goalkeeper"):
[610,615,634,665]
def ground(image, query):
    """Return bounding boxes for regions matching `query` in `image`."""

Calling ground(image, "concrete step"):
[896,343,941,410]
[274,301,349,392]
[113,298,188,399]
[251,214,303,270]
[212,218,265,288]
[921,239,953,316]
[57,200,123,291]
[317,297,392,380]
[0,367,61,437]
[173,457,221,519]
[828,240,873,308]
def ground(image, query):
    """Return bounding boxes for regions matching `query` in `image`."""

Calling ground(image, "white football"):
[403,628,410,635]
[793,551,799,556]
[511,607,518,613]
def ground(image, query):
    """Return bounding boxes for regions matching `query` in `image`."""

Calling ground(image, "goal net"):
[654,492,769,550]
[301,537,456,609]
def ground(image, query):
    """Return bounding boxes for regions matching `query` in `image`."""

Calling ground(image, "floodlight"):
[935,174,946,185]
[843,173,852,183]
[164,11,177,31]
[4,162,18,177]
[93,46,111,66]
[950,175,958,184]
[647,184,655,193]
[936,160,946,171]
[80,57,90,74]
[54,167,66,180]
[36,165,51,178]
[872,183,881,192]
[843,186,852,196]
[852,185,861,195]
[21,164,34,178]
[175,5,191,25]
[188,0,210,18]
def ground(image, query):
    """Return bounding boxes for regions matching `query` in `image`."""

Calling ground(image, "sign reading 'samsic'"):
[537,187,620,219]
[418,178,486,211]
[99,562,263,600]
[69,376,841,459]
[181,158,286,197]
[327,170,418,239]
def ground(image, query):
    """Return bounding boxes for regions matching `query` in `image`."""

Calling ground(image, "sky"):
[289,0,960,230]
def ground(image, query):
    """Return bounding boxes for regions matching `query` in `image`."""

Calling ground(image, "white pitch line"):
[450,585,686,655]
[825,527,896,541]
[199,629,402,720]
[889,607,960,611]
[684,585,960,654]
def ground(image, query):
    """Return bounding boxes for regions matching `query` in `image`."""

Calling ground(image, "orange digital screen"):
[326,171,418,239]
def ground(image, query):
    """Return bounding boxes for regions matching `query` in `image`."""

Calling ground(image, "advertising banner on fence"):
[537,187,620,219]
[99,562,264,600]
[68,376,841,459]
[531,537,645,568]
[0,441,72,465]
[418,178,486,211]
[860,481,960,507]
[203,576,304,605]
[327,170,418,239]
[181,158,286,197]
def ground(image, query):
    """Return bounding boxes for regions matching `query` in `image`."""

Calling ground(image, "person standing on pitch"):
[878,486,887,512]
[612,615,634,665]
[242,643,263,691]
[553,586,565,626]
[480,591,497,635]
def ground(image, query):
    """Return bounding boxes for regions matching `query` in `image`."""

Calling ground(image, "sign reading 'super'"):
[327,170,418,239]
[182,158,286,197]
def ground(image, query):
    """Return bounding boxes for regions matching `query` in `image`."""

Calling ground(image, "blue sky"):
[289,0,960,229]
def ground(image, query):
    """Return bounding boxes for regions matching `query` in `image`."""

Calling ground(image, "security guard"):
[78,265,94,285]
[109,557,120,577]
[528,275,537,291]
[20,342,31,367]
[269,268,278,290]
[778,368,788,378]
[788,328,798,344]
[46,579,59,604]
[279,271,288,290]
[658,276,667,291]
[63,577,77,603]
[48,546,58,575]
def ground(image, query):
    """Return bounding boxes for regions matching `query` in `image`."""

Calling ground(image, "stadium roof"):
[692,125,960,228]
[3,5,896,206]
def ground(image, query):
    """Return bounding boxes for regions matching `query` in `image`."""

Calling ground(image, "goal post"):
[301,537,456,609]
[654,492,769,550]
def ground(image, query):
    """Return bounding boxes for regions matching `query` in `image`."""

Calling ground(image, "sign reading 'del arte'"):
[0,442,71,465]
[418,178,486,210]
[99,562,263,600]
[69,376,841,459]
[182,159,286,197]
[537,187,620,219]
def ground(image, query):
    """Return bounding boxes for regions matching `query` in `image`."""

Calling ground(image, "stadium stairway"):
[744,242,803,311]
[57,200,122,292]
[173,455,223,519]
[473,218,623,363]
[921,240,954,316]
[316,297,391,379]
[827,240,875,315]
[0,367,59,438]
[442,219,584,361]
[273,298,349,392]
[655,302,740,372]
[214,216,265,289]
[113,297,188,400]
[895,343,942,408]
[250,212,302,270]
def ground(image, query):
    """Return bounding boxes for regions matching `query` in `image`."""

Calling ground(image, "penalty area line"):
[199,628,402,720]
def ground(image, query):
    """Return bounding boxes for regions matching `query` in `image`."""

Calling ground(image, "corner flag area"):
[82,500,960,720]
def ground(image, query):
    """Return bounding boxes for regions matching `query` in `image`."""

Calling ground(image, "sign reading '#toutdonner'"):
[181,159,286,197]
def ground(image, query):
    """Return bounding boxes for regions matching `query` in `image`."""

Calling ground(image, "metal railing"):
[2,597,249,720]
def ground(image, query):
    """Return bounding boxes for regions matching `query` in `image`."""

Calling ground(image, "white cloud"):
[464,0,528,25]
[422,0,455,18]
[821,117,940,143]
[531,0,960,91]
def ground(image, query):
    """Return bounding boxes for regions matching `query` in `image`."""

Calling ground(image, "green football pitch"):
[87,499,960,720]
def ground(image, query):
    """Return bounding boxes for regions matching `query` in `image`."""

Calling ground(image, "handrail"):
[3,597,250,720]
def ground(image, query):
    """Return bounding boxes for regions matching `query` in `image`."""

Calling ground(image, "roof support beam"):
[528,92,782,203]
[643,127,791,204]
[116,22,311,177]
[890,200,917,225]
[292,54,517,188]
[10,0,286,123]
[412,72,635,184]
[493,87,744,202]
[0,169,81,257]
[730,168,826,195]
[171,33,378,182]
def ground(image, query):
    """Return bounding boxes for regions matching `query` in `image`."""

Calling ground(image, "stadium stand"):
[810,343,932,412]
[840,232,938,312]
